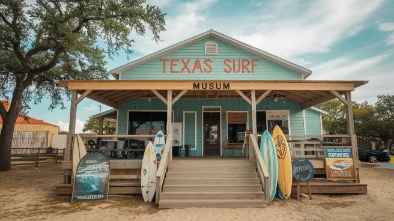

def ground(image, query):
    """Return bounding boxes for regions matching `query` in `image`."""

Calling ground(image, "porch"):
[56,132,367,206]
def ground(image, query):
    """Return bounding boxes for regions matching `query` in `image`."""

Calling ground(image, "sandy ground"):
[1,162,394,221]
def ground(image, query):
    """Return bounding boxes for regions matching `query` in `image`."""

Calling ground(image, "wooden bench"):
[223,141,244,156]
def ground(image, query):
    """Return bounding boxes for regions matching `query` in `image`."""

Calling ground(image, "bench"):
[223,140,244,156]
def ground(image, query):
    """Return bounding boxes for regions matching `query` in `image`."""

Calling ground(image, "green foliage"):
[83,116,115,135]
[354,95,394,150]
[0,0,166,170]
[316,99,347,135]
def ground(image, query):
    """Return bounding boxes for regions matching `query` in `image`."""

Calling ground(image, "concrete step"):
[165,172,258,178]
[159,199,267,209]
[163,185,263,192]
[160,192,265,200]
[168,167,256,172]
[164,178,261,185]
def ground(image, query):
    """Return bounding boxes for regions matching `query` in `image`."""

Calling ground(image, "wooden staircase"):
[158,157,267,208]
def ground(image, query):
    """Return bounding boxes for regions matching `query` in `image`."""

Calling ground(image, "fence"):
[11,131,48,154]
[11,147,64,167]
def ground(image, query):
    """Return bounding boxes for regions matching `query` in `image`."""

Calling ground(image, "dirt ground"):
[1,162,394,221]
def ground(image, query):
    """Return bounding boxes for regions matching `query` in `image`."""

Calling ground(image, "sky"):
[21,0,394,133]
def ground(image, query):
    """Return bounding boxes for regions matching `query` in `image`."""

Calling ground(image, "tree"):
[316,99,347,135]
[0,0,166,171]
[354,95,394,151]
[83,116,116,135]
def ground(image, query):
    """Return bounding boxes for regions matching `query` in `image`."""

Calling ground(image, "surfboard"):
[260,130,278,202]
[72,152,110,202]
[141,141,157,202]
[272,125,292,200]
[153,130,165,160]
[72,135,87,179]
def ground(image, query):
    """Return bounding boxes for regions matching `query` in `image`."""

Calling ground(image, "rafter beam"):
[330,90,348,105]
[152,90,167,104]
[235,90,251,105]
[172,90,188,105]
[302,93,336,109]
[256,90,271,104]
[76,90,92,104]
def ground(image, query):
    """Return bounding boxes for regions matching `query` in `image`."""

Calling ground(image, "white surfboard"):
[141,141,157,202]
[72,135,87,179]
[153,130,165,160]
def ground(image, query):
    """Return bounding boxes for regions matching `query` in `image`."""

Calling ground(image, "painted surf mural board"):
[72,152,110,202]
[260,130,278,202]
[272,125,292,200]
[141,141,157,202]
[72,135,87,179]
[153,130,165,160]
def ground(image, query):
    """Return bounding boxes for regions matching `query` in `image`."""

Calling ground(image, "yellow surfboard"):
[272,125,292,199]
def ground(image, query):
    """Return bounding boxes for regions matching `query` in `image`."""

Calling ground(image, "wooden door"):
[203,112,220,156]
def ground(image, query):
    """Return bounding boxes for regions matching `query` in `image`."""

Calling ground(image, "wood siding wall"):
[120,38,303,81]
[118,98,321,156]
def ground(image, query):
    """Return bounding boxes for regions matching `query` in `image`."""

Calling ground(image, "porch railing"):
[285,134,354,160]
[156,134,173,204]
[248,133,270,204]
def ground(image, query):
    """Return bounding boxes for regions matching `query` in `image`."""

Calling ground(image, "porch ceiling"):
[55,80,368,109]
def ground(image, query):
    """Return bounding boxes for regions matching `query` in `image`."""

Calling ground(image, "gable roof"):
[110,29,312,80]
[0,100,59,127]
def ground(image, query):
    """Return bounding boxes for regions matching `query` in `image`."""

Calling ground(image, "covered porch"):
[55,79,368,202]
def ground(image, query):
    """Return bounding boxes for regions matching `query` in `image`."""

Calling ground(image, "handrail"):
[248,134,270,205]
[79,134,156,138]
[155,133,172,204]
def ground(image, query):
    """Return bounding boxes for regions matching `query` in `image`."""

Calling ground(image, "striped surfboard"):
[260,130,278,202]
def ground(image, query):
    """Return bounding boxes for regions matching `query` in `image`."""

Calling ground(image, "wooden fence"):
[11,131,48,154]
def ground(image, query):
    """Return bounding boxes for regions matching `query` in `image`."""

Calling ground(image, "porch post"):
[251,90,257,135]
[65,90,78,161]
[345,91,360,183]
[167,90,173,161]
[345,92,355,135]
[98,117,104,135]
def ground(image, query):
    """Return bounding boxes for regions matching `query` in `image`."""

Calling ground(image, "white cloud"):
[379,22,394,45]
[128,0,218,55]
[83,102,100,112]
[57,119,86,134]
[309,54,389,80]
[230,0,384,58]
[309,53,394,103]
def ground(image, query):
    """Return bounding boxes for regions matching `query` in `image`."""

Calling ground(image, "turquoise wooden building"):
[57,30,368,206]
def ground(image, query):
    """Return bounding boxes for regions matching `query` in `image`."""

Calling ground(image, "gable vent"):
[205,41,218,55]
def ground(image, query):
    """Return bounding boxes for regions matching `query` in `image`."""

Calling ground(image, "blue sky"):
[24,0,394,132]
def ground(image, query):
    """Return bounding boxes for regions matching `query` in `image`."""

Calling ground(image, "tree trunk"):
[0,86,24,171]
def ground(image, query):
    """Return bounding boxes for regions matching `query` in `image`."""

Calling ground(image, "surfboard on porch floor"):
[56,158,368,197]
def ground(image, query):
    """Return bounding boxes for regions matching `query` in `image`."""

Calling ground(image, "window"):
[227,112,248,143]
[266,110,289,135]
[128,111,167,135]
[205,41,218,55]
[257,110,289,135]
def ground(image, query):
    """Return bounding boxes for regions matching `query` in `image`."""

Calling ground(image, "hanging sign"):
[324,147,356,181]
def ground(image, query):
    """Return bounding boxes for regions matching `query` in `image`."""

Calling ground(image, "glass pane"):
[206,123,218,144]
[151,121,166,135]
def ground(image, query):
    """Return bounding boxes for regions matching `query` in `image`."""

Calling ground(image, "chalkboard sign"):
[324,147,356,181]
[292,158,315,182]
[72,152,110,202]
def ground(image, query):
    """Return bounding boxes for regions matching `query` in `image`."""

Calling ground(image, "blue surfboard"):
[260,130,278,202]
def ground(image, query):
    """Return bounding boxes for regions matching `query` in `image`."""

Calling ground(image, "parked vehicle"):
[358,148,391,163]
